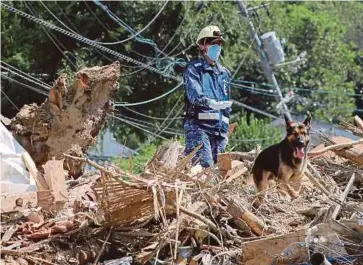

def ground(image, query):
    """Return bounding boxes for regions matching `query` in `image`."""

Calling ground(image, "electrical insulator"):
[261,31,285,65]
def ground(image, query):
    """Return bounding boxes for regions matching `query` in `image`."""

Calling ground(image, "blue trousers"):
[184,130,228,168]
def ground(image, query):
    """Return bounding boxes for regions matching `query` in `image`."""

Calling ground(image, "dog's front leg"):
[289,173,303,196]
[280,174,300,199]
[284,183,300,199]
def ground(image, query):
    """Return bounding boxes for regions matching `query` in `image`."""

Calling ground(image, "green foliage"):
[113,143,157,174]
[229,113,282,152]
[260,2,362,122]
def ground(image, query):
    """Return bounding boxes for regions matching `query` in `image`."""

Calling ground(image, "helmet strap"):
[199,38,207,53]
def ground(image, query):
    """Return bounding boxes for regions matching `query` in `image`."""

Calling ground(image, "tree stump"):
[9,61,120,178]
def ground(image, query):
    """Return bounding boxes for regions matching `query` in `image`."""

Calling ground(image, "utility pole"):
[236,0,292,120]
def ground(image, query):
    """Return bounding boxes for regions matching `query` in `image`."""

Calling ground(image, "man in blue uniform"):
[183,25,232,168]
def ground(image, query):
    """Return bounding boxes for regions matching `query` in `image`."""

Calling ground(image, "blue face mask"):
[207,44,221,62]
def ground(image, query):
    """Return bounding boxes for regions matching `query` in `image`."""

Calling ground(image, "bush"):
[229,113,282,152]
[113,143,157,174]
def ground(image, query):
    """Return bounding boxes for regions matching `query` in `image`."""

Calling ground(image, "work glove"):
[208,99,233,110]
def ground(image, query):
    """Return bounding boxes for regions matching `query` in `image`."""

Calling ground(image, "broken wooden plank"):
[354,115,363,132]
[241,230,308,265]
[226,199,268,236]
[42,159,68,211]
[1,225,17,242]
[313,136,363,165]
[22,152,48,190]
[225,162,247,184]
[308,138,363,159]
[217,153,232,177]
[37,190,55,210]
[310,220,363,245]
[340,120,363,137]
[228,151,257,162]
[331,173,356,220]
[177,204,219,233]
[333,147,363,165]
[304,169,330,197]
[3,241,22,250]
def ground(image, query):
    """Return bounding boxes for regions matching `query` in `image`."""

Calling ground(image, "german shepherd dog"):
[252,113,312,203]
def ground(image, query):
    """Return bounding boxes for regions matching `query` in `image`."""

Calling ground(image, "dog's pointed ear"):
[303,112,312,129]
[284,113,293,128]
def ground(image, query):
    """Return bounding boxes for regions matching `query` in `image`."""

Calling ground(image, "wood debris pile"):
[1,63,363,264]
[2,131,363,265]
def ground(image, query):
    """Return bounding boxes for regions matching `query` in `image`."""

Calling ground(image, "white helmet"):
[196,25,225,45]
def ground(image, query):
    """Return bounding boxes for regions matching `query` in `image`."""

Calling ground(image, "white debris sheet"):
[0,122,37,194]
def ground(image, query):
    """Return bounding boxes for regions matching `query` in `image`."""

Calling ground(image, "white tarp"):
[0,122,37,194]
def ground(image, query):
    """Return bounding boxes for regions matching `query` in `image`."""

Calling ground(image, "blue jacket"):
[183,58,232,137]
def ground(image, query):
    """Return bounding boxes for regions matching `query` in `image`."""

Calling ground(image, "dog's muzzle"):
[297,136,305,147]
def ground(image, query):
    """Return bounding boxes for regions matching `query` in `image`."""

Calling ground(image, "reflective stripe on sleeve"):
[198,113,219,120]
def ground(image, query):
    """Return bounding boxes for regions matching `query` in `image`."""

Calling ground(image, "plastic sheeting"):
[1,122,37,194]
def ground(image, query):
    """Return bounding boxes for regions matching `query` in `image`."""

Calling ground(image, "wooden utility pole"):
[236,0,292,120]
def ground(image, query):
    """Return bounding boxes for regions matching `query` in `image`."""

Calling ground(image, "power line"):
[149,96,184,138]
[232,99,277,119]
[229,136,277,143]
[121,118,183,136]
[232,79,363,98]
[1,65,51,91]
[231,21,263,80]
[231,82,277,97]
[159,5,204,58]
[121,106,184,120]
[126,1,203,69]
[92,0,169,48]
[90,0,187,71]
[83,1,110,31]
[231,81,362,117]
[114,113,183,135]
[237,0,291,120]
[1,89,20,111]
[135,101,184,152]
[43,0,118,65]
[160,5,205,58]
[4,70,360,118]
[1,74,49,97]
[25,2,78,69]
[168,43,194,59]
[0,2,181,82]
[53,1,146,68]
[47,1,193,76]
[115,1,213,76]
[114,82,182,107]
[159,4,189,54]
[39,0,79,36]
[1,62,182,109]
[119,67,146,78]
[1,62,52,88]
[110,114,167,140]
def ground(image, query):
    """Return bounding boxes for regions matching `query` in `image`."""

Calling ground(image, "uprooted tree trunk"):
[9,61,120,178]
